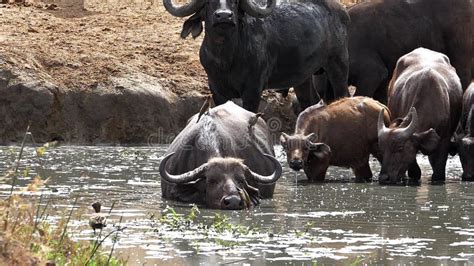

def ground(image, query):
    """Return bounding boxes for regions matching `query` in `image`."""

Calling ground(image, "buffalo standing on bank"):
[281,97,389,182]
[378,48,462,185]
[163,0,350,112]
[159,102,282,210]
[347,0,472,102]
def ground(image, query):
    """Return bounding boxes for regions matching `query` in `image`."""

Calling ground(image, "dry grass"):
[0,0,363,97]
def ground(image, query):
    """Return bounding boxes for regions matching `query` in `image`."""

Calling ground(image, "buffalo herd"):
[160,0,473,209]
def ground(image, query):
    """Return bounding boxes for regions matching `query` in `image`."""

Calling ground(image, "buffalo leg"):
[407,160,421,185]
[428,138,450,184]
[370,144,383,164]
[373,80,389,104]
[351,53,389,104]
[324,50,349,102]
[294,78,317,113]
[312,73,329,101]
[353,163,373,183]
[241,87,262,113]
[304,165,327,182]
[209,80,228,106]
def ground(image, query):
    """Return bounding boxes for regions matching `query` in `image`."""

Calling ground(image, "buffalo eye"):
[207,177,218,185]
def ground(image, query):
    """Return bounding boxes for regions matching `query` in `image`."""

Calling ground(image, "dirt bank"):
[0,0,297,144]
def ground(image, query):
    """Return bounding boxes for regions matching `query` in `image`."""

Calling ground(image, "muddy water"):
[0,145,473,265]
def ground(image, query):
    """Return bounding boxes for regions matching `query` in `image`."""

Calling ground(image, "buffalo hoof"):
[308,178,325,183]
[430,179,445,185]
[461,174,474,181]
[378,175,404,186]
[407,178,421,186]
[355,177,372,183]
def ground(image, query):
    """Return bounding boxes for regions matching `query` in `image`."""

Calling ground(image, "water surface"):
[0,145,473,265]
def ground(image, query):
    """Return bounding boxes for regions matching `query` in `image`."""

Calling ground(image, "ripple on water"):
[0,146,473,264]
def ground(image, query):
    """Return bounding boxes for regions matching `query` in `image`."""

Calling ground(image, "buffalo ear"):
[448,134,461,156]
[306,133,318,143]
[181,12,203,39]
[390,118,404,127]
[280,133,289,148]
[412,128,440,155]
[174,178,206,203]
[309,142,331,160]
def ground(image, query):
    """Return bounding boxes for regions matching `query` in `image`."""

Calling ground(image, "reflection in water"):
[0,146,473,264]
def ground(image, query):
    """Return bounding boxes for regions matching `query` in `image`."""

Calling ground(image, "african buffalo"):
[452,82,474,181]
[347,0,472,103]
[163,0,349,112]
[159,101,282,209]
[378,48,463,185]
[280,97,389,182]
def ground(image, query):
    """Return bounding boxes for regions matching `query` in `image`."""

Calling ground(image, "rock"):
[0,65,296,145]
[0,69,56,143]
[0,66,210,144]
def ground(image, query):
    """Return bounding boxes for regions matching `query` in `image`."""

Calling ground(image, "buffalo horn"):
[163,0,203,17]
[245,154,282,184]
[159,152,207,184]
[240,0,276,18]
[401,107,418,137]
[377,108,389,137]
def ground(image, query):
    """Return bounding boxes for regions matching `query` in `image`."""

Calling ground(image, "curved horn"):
[240,0,276,18]
[245,154,282,184]
[163,0,203,17]
[377,108,389,137]
[401,107,418,137]
[159,153,208,184]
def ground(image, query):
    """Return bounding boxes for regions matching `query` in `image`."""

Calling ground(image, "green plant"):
[350,256,364,266]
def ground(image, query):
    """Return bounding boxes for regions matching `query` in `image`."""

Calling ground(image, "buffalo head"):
[280,132,331,174]
[453,108,474,181]
[377,108,440,185]
[159,153,282,209]
[163,0,275,38]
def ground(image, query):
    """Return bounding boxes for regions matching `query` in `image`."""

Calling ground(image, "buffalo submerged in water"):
[159,102,282,210]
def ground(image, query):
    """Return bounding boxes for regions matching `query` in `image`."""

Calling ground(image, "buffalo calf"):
[280,97,389,182]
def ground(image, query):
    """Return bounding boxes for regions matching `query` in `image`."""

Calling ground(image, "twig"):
[107,214,123,265]
[33,194,43,228]
[108,201,116,216]
[13,122,31,175]
[38,196,51,224]
[31,194,51,246]
[3,122,31,231]
[59,196,78,245]
[87,226,127,264]
[28,131,45,178]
